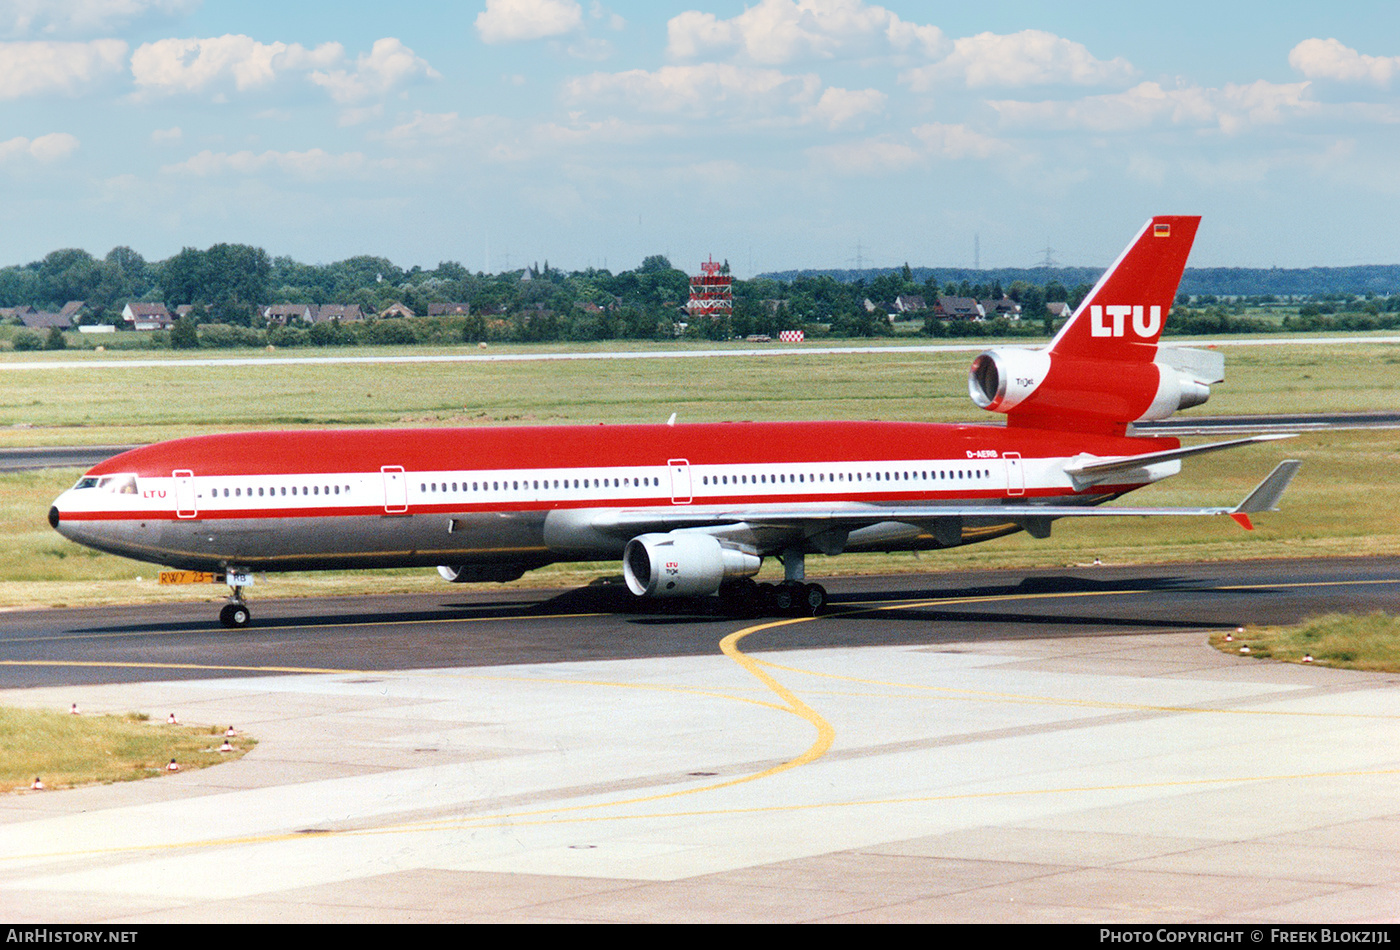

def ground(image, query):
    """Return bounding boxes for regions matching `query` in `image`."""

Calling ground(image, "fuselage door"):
[381,465,408,513]
[668,458,692,505]
[173,469,197,518]
[1004,452,1025,497]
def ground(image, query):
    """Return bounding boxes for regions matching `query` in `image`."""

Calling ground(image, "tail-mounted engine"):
[623,531,760,598]
[969,345,1222,432]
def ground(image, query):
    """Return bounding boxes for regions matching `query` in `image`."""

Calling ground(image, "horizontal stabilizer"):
[1064,434,1295,485]
[1234,460,1302,514]
[1156,346,1225,385]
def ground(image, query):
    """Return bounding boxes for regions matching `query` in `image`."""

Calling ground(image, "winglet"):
[1234,460,1303,515]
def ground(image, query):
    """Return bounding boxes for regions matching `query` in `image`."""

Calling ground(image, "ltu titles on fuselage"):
[48,216,1301,628]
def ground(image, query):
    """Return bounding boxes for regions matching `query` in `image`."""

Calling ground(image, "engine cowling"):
[969,348,1052,413]
[622,532,761,598]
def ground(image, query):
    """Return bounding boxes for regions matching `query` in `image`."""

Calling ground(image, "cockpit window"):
[94,474,138,495]
[73,476,99,490]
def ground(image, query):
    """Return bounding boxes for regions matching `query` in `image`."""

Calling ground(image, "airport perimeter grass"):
[1209,612,1400,671]
[0,706,254,793]
[1,335,1398,609]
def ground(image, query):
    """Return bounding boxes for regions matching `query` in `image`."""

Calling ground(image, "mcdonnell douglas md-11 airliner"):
[50,216,1301,627]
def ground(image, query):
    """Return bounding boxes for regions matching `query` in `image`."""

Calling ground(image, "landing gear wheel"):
[773,582,798,613]
[756,582,778,614]
[802,583,827,616]
[719,578,758,616]
[220,603,250,628]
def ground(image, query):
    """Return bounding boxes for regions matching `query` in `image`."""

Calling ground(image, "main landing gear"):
[719,545,829,617]
[719,578,828,617]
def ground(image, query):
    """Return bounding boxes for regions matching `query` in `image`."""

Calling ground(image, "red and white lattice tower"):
[687,257,732,321]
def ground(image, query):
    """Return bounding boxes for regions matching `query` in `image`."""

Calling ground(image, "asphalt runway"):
[3,411,1398,474]
[1,557,1398,922]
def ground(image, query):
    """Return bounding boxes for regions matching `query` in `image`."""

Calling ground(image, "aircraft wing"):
[589,459,1302,537]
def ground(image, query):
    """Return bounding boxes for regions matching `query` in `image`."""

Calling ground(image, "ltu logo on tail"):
[1090,305,1162,338]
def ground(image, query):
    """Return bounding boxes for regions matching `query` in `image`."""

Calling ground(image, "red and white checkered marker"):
[778,329,804,343]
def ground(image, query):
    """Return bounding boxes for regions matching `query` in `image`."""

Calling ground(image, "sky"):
[2,0,1400,276]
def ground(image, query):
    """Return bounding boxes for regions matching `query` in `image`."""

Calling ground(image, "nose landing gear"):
[219,600,250,628]
[218,574,252,628]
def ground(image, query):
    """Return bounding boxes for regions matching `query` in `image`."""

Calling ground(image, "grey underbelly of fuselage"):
[146,510,557,572]
[69,506,1035,574]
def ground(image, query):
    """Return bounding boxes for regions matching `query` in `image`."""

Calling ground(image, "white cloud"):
[589,1,625,31]
[989,80,1314,134]
[901,29,1135,91]
[808,122,1002,174]
[1289,38,1400,87]
[565,63,822,120]
[911,122,999,159]
[0,0,197,38]
[160,147,387,180]
[308,37,439,104]
[130,34,435,112]
[378,110,470,149]
[808,86,886,129]
[0,132,79,162]
[130,34,342,95]
[150,125,181,143]
[476,0,583,44]
[806,136,922,174]
[667,0,946,65]
[0,39,124,98]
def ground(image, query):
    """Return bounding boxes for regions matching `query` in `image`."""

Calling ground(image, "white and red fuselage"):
[49,215,1299,618]
[50,420,1180,575]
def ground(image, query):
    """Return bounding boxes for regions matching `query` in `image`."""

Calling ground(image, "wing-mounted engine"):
[969,344,1223,430]
[623,531,760,598]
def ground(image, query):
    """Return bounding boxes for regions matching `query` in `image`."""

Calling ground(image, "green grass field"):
[0,707,254,793]
[2,335,1398,608]
[1210,612,1400,671]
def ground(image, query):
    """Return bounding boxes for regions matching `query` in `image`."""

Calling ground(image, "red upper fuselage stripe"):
[84,422,1179,478]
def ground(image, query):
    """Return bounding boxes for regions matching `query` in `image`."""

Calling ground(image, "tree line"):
[4,243,1400,351]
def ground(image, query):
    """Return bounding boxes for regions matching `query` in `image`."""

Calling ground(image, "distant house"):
[1046,301,1073,320]
[18,308,72,331]
[121,302,173,330]
[933,296,985,321]
[979,296,1022,319]
[427,302,471,316]
[263,304,314,326]
[310,304,364,323]
[894,295,927,314]
[379,303,415,319]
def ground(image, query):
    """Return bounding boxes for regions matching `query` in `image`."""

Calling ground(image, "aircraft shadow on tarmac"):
[60,572,1261,639]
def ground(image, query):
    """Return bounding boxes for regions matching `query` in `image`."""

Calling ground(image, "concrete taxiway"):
[0,560,1397,923]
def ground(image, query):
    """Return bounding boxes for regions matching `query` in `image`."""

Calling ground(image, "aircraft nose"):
[48,505,60,529]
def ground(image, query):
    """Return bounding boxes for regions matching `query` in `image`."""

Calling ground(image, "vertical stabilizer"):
[1047,215,1200,364]
[981,215,1203,434]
